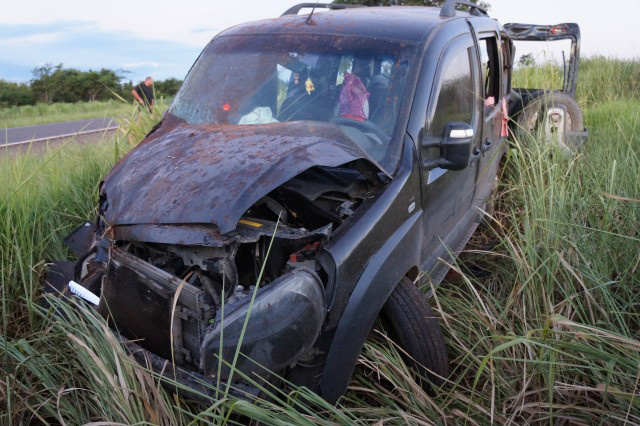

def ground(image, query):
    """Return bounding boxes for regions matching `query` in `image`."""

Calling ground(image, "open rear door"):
[504,23,588,153]
[504,23,581,98]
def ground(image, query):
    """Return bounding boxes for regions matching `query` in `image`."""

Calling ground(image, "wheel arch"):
[318,210,423,404]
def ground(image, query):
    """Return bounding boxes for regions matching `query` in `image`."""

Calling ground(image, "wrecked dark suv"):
[48,1,587,404]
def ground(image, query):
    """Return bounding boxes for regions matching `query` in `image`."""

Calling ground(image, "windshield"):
[169,34,417,164]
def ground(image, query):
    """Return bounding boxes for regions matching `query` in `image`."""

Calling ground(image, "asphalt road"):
[1,117,118,147]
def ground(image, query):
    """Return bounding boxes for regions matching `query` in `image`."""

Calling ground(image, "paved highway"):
[1,117,118,147]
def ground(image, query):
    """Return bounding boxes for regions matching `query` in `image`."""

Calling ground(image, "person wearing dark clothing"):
[132,77,155,111]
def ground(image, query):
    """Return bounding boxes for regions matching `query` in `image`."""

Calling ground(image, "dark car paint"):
[319,134,424,401]
[470,19,511,210]
[315,16,510,402]
[419,27,483,272]
[132,9,503,403]
[52,6,581,405]
[318,17,585,403]
[221,6,448,44]
[102,116,382,234]
[183,7,463,178]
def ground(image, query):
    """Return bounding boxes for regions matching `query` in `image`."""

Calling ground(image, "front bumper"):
[46,240,326,385]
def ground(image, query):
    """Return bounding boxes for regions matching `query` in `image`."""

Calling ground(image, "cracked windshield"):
[170,34,416,163]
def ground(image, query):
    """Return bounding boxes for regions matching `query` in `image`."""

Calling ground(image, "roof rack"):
[440,0,488,18]
[281,3,363,17]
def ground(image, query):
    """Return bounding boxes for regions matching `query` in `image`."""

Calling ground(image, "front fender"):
[319,210,422,403]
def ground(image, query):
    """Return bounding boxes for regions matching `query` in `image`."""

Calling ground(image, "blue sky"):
[1,0,639,84]
[0,21,201,81]
[0,21,202,82]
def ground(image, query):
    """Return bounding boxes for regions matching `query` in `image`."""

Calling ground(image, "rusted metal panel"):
[112,220,332,247]
[102,116,379,234]
[220,6,445,44]
[114,223,227,247]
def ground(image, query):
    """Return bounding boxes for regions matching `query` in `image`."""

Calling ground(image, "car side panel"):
[420,32,482,269]
[319,135,422,403]
[470,19,509,210]
[405,19,483,275]
[321,134,422,330]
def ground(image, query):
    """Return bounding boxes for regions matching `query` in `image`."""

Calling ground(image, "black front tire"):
[380,277,449,391]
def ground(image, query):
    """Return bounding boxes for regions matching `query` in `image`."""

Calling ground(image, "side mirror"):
[423,122,475,171]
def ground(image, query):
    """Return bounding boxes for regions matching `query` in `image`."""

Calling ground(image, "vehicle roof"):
[219,6,473,44]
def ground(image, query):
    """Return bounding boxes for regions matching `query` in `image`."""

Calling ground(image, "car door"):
[471,26,507,209]
[420,33,483,278]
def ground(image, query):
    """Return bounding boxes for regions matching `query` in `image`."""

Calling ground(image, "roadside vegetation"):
[0,63,182,128]
[513,56,640,106]
[0,98,171,129]
[0,100,133,129]
[1,56,638,425]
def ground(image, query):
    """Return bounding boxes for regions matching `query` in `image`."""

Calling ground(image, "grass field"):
[0,97,171,129]
[1,57,639,425]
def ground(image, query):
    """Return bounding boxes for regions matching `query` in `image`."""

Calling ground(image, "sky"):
[1,0,639,83]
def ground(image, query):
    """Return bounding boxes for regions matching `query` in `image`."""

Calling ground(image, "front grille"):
[98,246,213,367]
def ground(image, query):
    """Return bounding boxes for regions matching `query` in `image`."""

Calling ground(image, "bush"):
[0,80,35,107]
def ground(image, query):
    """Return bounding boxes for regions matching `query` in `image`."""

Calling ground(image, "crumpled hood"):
[102,116,378,234]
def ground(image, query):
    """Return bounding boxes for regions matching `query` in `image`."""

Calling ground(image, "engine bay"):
[72,164,383,377]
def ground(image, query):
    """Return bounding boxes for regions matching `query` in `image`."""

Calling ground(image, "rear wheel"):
[517,92,585,154]
[379,277,449,391]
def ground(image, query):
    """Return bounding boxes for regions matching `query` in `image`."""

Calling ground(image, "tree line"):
[0,64,182,108]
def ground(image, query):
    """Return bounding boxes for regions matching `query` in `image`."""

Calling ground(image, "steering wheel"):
[330,116,388,144]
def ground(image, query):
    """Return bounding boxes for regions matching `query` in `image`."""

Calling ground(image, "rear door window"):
[511,38,573,91]
[478,36,500,106]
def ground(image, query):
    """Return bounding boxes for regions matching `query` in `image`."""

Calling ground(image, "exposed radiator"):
[98,245,214,367]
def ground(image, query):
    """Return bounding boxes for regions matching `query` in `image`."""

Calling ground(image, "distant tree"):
[518,53,535,67]
[154,78,183,98]
[121,80,134,100]
[0,80,35,107]
[31,65,123,103]
[80,69,122,101]
[53,68,83,102]
[14,64,183,106]
[31,63,62,103]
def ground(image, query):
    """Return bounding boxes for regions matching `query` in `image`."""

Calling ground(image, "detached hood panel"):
[103,117,373,234]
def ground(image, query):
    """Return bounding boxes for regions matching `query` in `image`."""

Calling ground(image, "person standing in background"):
[132,77,155,112]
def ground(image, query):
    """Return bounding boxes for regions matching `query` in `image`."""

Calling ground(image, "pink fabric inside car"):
[338,73,370,122]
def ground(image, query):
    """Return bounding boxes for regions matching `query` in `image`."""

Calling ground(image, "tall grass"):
[1,58,639,425]
[0,100,133,129]
[513,56,640,107]
[0,98,171,129]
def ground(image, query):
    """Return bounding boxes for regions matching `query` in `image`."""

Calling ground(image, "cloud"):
[0,21,200,82]
[2,0,638,84]
[0,0,295,48]
[1,32,63,46]
[122,61,160,68]
[189,27,219,34]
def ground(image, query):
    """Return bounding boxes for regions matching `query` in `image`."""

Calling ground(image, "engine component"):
[98,246,215,366]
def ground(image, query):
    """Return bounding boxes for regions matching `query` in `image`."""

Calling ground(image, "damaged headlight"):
[200,268,325,380]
